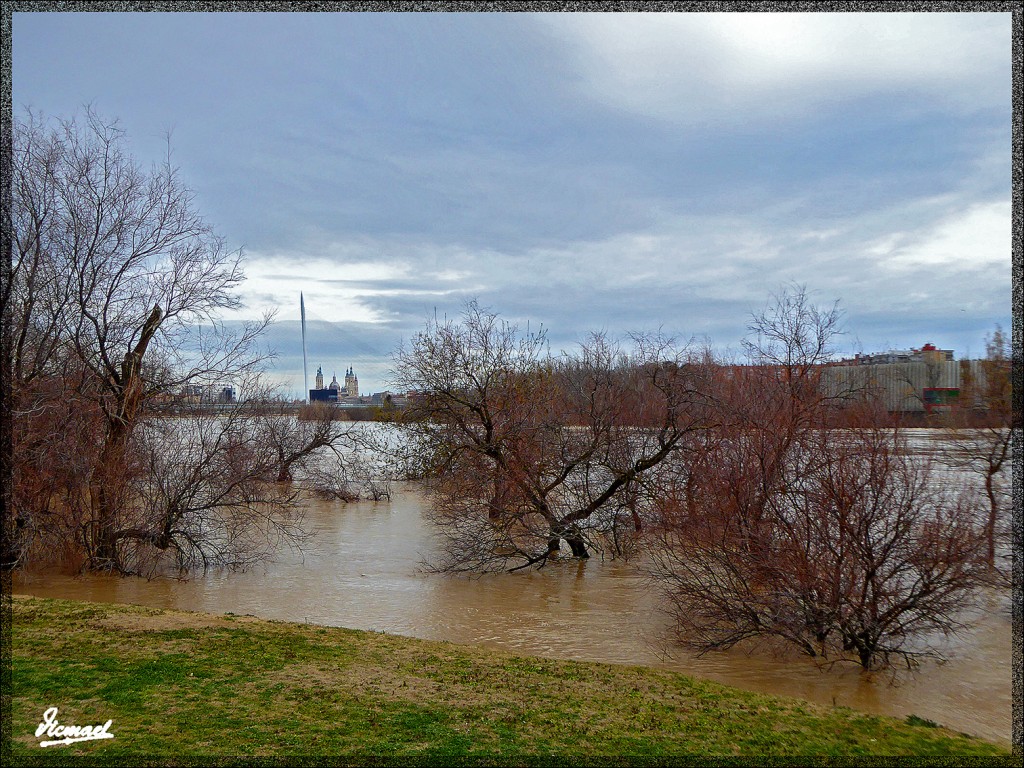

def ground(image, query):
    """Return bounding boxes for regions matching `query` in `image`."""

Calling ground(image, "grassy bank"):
[4,595,1011,764]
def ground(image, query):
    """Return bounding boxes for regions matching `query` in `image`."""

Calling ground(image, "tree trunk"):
[277,446,291,482]
[89,304,163,571]
[985,470,997,570]
[630,507,643,534]
[857,642,875,670]
[489,474,507,521]
[551,522,589,559]
[565,534,590,558]
[92,420,130,569]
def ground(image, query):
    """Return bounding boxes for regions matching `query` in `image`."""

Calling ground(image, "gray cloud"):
[12,11,1012,399]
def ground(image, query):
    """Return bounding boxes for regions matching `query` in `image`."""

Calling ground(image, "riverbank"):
[5,595,1011,763]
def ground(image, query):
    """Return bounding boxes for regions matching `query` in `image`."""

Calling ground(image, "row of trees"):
[3,110,362,575]
[391,304,715,570]
[390,293,1013,670]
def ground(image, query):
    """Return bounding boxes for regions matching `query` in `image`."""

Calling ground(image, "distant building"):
[371,391,411,408]
[917,343,955,364]
[344,366,359,398]
[180,384,204,403]
[851,343,954,366]
[178,383,235,404]
[309,364,359,402]
[817,340,986,413]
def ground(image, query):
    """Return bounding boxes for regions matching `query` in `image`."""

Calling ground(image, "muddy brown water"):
[13,479,1012,746]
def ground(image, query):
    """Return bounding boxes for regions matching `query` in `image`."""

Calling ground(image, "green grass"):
[4,595,1013,764]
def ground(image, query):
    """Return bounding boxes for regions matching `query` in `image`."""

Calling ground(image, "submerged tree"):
[117,378,308,574]
[391,301,712,572]
[650,413,988,670]
[646,286,990,670]
[4,108,337,574]
[260,399,352,483]
[939,324,1014,581]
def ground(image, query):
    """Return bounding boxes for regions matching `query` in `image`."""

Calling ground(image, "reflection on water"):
[13,476,1012,746]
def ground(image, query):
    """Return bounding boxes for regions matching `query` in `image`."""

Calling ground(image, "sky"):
[11,9,1014,398]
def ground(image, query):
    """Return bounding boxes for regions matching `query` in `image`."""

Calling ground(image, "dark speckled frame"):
[0,3,1020,766]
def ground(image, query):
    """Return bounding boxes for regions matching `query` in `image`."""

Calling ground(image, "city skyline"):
[11,9,1013,397]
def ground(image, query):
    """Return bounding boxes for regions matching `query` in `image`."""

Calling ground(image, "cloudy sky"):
[12,10,1013,397]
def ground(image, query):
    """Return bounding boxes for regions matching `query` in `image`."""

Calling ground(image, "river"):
[12,466,1013,746]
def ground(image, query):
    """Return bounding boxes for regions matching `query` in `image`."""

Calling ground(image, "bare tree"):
[304,439,394,503]
[6,370,106,571]
[258,399,393,502]
[4,113,81,566]
[6,108,305,573]
[259,399,351,483]
[7,113,70,388]
[116,379,309,575]
[649,416,988,670]
[742,282,848,418]
[37,110,271,567]
[647,286,989,670]
[14,372,373,577]
[939,325,1013,580]
[391,301,712,572]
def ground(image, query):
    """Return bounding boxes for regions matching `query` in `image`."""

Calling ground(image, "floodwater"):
[10,428,1014,746]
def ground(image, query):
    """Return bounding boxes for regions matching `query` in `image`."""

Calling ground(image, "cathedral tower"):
[344,366,359,398]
